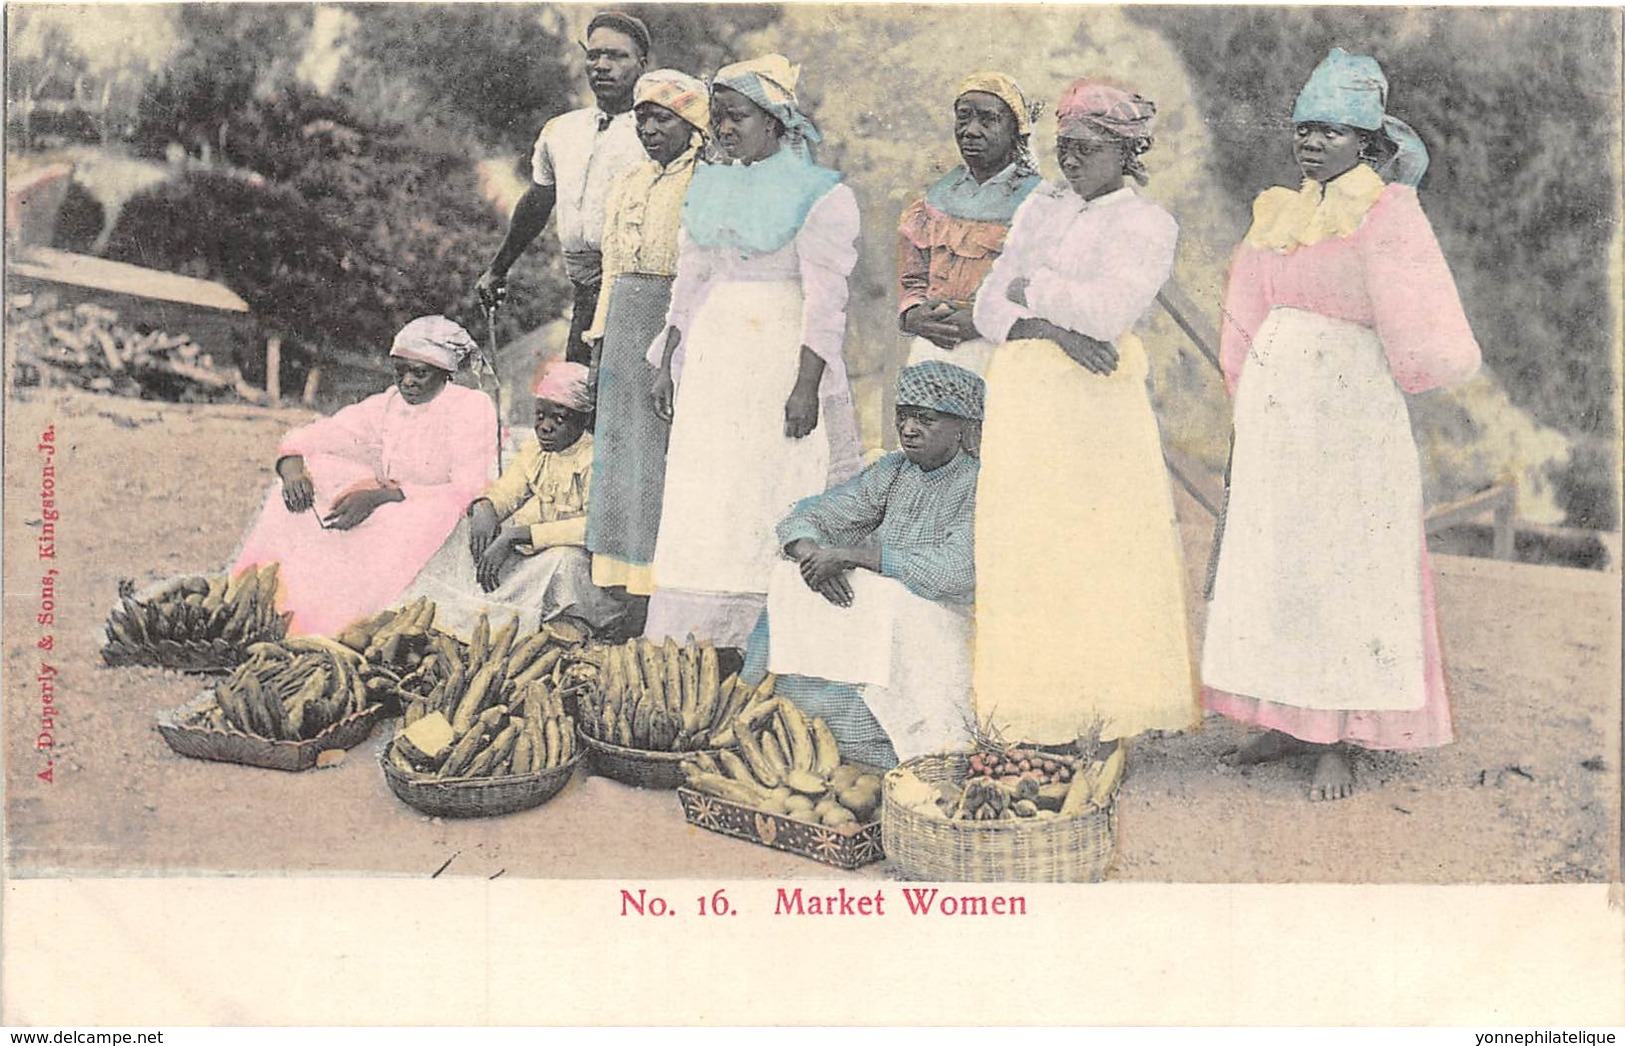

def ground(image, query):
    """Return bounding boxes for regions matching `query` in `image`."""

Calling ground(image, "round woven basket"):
[881,751,1117,882]
[578,731,729,790]
[379,746,582,819]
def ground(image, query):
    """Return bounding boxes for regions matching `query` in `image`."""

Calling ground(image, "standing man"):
[476,11,652,365]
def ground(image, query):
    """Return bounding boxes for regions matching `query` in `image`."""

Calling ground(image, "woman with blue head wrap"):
[641,55,864,649]
[1203,49,1483,801]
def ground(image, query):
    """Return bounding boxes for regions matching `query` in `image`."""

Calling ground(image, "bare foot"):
[1221,730,1306,766]
[1309,748,1355,802]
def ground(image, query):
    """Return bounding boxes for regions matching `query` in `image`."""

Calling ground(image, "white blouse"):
[974,184,1178,345]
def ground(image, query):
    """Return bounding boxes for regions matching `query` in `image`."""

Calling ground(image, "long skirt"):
[1202,307,1452,748]
[586,273,673,597]
[396,518,625,642]
[644,280,857,648]
[231,453,466,636]
[973,335,1198,744]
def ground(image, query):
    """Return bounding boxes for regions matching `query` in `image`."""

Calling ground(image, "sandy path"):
[4,389,1618,882]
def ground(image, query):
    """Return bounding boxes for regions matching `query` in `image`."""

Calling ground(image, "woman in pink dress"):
[231,316,498,635]
[1202,49,1482,801]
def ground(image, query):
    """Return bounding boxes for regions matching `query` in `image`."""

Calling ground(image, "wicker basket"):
[578,730,730,790]
[155,690,389,772]
[881,751,1118,882]
[379,745,583,818]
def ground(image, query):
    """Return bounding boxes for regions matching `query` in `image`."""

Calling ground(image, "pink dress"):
[1202,181,1481,749]
[232,383,497,636]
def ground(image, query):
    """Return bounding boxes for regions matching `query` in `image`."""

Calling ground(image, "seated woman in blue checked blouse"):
[741,360,983,769]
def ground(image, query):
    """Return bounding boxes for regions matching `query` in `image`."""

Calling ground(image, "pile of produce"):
[576,636,752,752]
[7,293,264,403]
[186,634,385,741]
[337,602,587,714]
[890,745,1124,822]
[103,565,290,666]
[372,609,580,779]
[387,685,576,781]
[680,692,883,828]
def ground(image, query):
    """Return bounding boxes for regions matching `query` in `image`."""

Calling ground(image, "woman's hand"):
[784,384,820,439]
[277,455,315,513]
[467,499,500,561]
[901,301,975,351]
[650,367,675,423]
[1055,329,1119,375]
[814,574,855,608]
[323,485,401,531]
[475,525,525,592]
[1009,317,1118,375]
[796,545,852,589]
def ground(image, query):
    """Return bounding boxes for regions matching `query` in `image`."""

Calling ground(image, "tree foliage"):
[335,4,576,159]
[105,86,560,379]
[131,5,314,159]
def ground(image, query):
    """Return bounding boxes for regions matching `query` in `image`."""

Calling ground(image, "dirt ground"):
[4,387,1620,883]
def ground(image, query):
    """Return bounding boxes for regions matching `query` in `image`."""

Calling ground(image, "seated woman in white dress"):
[397,359,626,640]
[741,361,984,769]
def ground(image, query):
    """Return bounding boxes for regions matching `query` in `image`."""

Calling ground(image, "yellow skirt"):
[972,336,1198,744]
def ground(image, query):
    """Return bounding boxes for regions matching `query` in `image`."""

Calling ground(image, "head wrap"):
[1292,48,1429,187]
[587,11,651,58]
[531,358,594,414]
[956,71,1040,136]
[1055,78,1158,185]
[956,71,1042,178]
[1056,78,1157,142]
[896,360,986,422]
[389,315,476,373]
[635,68,710,134]
[713,54,822,155]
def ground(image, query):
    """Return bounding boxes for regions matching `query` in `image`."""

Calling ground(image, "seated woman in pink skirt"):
[231,316,498,635]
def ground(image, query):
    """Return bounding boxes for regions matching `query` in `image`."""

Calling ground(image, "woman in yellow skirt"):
[970,79,1197,756]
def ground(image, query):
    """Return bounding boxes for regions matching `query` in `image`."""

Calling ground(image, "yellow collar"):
[1243,164,1384,251]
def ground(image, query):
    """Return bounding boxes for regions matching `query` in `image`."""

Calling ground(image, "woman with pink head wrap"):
[230,316,497,635]
[969,77,1198,762]
[394,357,627,640]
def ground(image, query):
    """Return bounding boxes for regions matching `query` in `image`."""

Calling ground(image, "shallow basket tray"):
[882,751,1117,883]
[578,730,731,790]
[675,780,886,871]
[380,746,583,819]
[155,690,389,772]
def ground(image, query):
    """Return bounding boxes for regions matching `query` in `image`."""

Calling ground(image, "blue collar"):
[681,148,842,254]
[924,163,1041,223]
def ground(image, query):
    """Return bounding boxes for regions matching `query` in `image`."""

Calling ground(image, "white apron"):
[652,281,830,596]
[766,560,973,762]
[1203,307,1426,711]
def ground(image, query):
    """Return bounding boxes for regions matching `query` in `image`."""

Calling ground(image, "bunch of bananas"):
[576,636,754,752]
[103,565,290,666]
[191,634,383,742]
[387,611,576,740]
[679,692,882,827]
[388,678,576,780]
